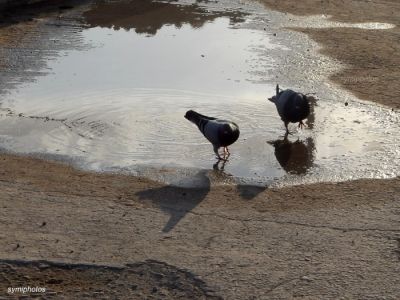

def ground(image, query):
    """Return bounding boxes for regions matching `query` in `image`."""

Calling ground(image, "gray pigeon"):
[268,84,310,133]
[185,110,240,160]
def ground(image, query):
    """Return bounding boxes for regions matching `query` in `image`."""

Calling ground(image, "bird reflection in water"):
[268,135,315,175]
[213,159,227,171]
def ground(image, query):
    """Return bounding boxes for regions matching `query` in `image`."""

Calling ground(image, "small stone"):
[46,291,58,295]
[345,102,348,106]
[301,276,313,282]
[38,263,50,269]
[46,278,63,284]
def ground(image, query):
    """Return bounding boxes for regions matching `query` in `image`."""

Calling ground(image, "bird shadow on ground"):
[136,161,268,232]
[135,170,211,233]
[236,184,266,200]
[213,160,267,200]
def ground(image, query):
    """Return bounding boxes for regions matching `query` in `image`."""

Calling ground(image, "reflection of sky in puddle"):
[5,17,270,106]
[0,3,399,187]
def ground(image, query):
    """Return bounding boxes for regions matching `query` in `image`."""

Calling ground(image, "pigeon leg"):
[223,147,231,160]
[284,121,291,135]
[298,120,306,129]
[284,131,289,141]
[225,147,230,155]
[213,145,223,160]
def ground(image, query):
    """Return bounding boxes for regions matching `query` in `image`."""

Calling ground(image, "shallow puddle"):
[0,0,399,187]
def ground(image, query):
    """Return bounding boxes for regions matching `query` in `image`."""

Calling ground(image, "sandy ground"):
[260,0,400,109]
[0,0,400,299]
[1,154,399,299]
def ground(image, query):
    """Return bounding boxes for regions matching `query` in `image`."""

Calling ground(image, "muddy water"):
[0,0,399,187]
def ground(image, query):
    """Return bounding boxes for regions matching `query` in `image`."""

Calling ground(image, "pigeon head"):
[184,110,196,121]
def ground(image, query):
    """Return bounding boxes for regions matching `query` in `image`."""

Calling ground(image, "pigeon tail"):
[184,110,216,125]
[268,84,282,103]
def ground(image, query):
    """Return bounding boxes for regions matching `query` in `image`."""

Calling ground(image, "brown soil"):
[260,0,400,109]
[1,259,221,299]
[1,153,399,299]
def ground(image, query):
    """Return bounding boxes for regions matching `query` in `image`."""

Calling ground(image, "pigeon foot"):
[298,120,307,129]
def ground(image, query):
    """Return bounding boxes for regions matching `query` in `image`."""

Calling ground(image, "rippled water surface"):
[0,0,399,186]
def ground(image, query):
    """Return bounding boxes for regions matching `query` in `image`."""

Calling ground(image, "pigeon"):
[268,84,310,133]
[184,110,240,160]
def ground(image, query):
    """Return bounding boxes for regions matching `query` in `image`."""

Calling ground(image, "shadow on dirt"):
[0,258,222,299]
[135,170,211,232]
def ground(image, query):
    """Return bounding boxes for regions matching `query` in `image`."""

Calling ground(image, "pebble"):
[301,276,313,282]
[38,263,50,269]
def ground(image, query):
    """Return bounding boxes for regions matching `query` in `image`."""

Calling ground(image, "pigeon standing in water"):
[184,110,240,161]
[268,84,310,134]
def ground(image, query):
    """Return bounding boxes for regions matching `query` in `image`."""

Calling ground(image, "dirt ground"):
[260,0,400,109]
[0,0,400,299]
[1,153,399,299]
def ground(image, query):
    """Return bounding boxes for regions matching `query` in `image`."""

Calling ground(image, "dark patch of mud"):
[0,259,222,299]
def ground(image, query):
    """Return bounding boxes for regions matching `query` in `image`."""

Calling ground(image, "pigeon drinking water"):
[184,110,240,160]
[268,84,310,134]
